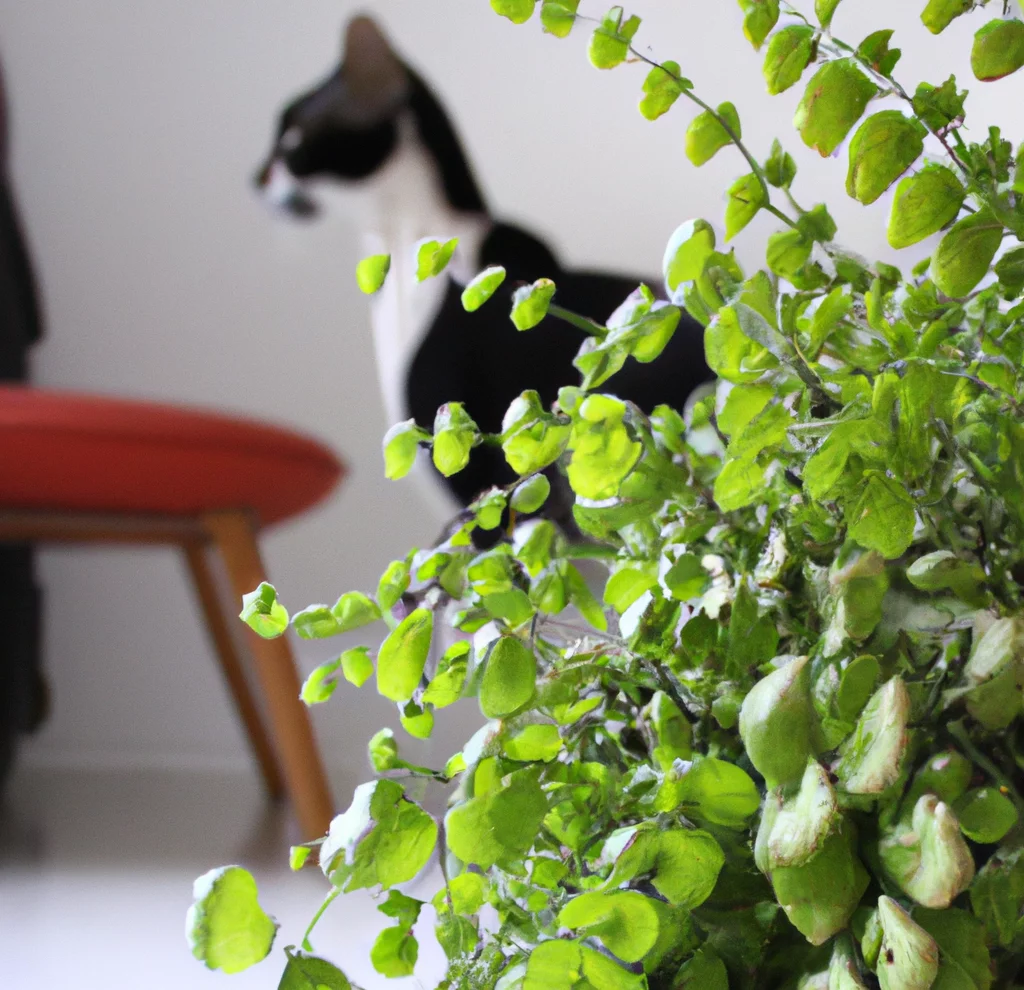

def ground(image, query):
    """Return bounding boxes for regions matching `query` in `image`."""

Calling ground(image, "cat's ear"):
[342,15,409,107]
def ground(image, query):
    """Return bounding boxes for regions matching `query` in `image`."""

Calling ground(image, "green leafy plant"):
[188,2,1024,987]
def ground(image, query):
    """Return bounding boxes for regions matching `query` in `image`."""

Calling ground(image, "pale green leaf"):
[355,254,390,295]
[685,102,741,166]
[376,607,432,702]
[795,59,878,156]
[462,266,507,312]
[186,867,277,975]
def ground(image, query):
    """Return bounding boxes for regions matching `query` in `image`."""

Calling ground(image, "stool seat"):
[0,385,345,838]
[0,386,344,526]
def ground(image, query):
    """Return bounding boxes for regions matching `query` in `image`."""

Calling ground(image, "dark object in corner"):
[0,55,46,792]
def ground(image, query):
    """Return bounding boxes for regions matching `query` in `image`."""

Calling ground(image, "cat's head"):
[254,16,413,219]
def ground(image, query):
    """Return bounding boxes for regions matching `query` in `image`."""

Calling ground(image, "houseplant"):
[186,1,1024,987]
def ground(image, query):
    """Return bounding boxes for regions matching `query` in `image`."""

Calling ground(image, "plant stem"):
[548,303,608,338]
[947,720,1024,816]
[626,47,799,232]
[302,885,342,952]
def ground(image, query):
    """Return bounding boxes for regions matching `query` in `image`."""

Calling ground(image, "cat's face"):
[254,16,411,218]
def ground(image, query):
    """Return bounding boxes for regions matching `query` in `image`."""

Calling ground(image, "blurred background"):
[0,0,1018,986]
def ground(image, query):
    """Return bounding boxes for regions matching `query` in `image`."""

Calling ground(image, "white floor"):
[0,767,448,989]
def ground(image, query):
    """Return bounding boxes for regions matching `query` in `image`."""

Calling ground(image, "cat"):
[254,15,712,533]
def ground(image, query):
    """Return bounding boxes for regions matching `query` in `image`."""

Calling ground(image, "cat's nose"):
[253,156,274,189]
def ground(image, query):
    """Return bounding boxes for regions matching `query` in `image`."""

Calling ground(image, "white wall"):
[1,0,1016,795]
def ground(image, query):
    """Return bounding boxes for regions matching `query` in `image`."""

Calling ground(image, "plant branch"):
[625,47,799,232]
[548,303,608,338]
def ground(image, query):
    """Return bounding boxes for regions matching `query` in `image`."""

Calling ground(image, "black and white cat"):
[255,16,712,526]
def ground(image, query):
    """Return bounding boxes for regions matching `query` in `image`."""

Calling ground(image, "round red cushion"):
[0,387,345,526]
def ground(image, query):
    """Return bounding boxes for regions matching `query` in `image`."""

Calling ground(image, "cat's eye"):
[278,126,303,152]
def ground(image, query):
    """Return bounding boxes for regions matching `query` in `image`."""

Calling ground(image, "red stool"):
[0,386,343,838]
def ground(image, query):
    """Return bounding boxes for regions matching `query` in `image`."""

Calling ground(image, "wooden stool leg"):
[202,511,333,839]
[183,543,285,801]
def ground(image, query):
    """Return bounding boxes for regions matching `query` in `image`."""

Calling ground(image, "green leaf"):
[422,642,470,709]
[922,0,971,34]
[321,780,437,891]
[911,76,967,130]
[604,566,657,613]
[676,948,729,990]
[877,896,939,990]
[472,487,507,530]
[511,473,551,513]
[666,757,761,827]
[239,582,289,639]
[846,111,927,205]
[383,420,431,480]
[795,59,878,156]
[502,392,572,475]
[931,208,1004,298]
[370,925,418,977]
[763,760,840,869]
[954,787,1019,844]
[887,165,964,249]
[558,891,661,963]
[480,636,536,717]
[725,173,767,240]
[301,656,342,704]
[714,457,768,512]
[770,824,870,946]
[639,60,691,120]
[808,285,853,353]
[848,471,916,559]
[764,138,797,188]
[604,827,725,908]
[368,728,400,772]
[763,25,816,95]
[415,237,459,281]
[567,396,641,500]
[970,845,1024,947]
[995,245,1024,292]
[461,266,507,312]
[289,846,311,871]
[857,29,902,76]
[355,254,390,295]
[331,592,382,633]
[540,0,580,37]
[278,950,351,990]
[400,700,433,739]
[663,219,716,292]
[737,0,780,49]
[837,655,880,720]
[379,890,423,929]
[434,872,489,916]
[913,908,992,990]
[836,677,911,793]
[739,656,815,788]
[815,0,841,28]
[503,723,563,761]
[491,0,536,22]
[376,607,432,702]
[445,769,548,868]
[664,552,710,601]
[510,278,557,330]
[433,402,479,477]
[525,940,582,989]
[685,102,741,167]
[766,229,812,278]
[588,7,641,69]
[377,560,411,611]
[719,383,772,436]
[971,18,1024,81]
[186,867,277,975]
